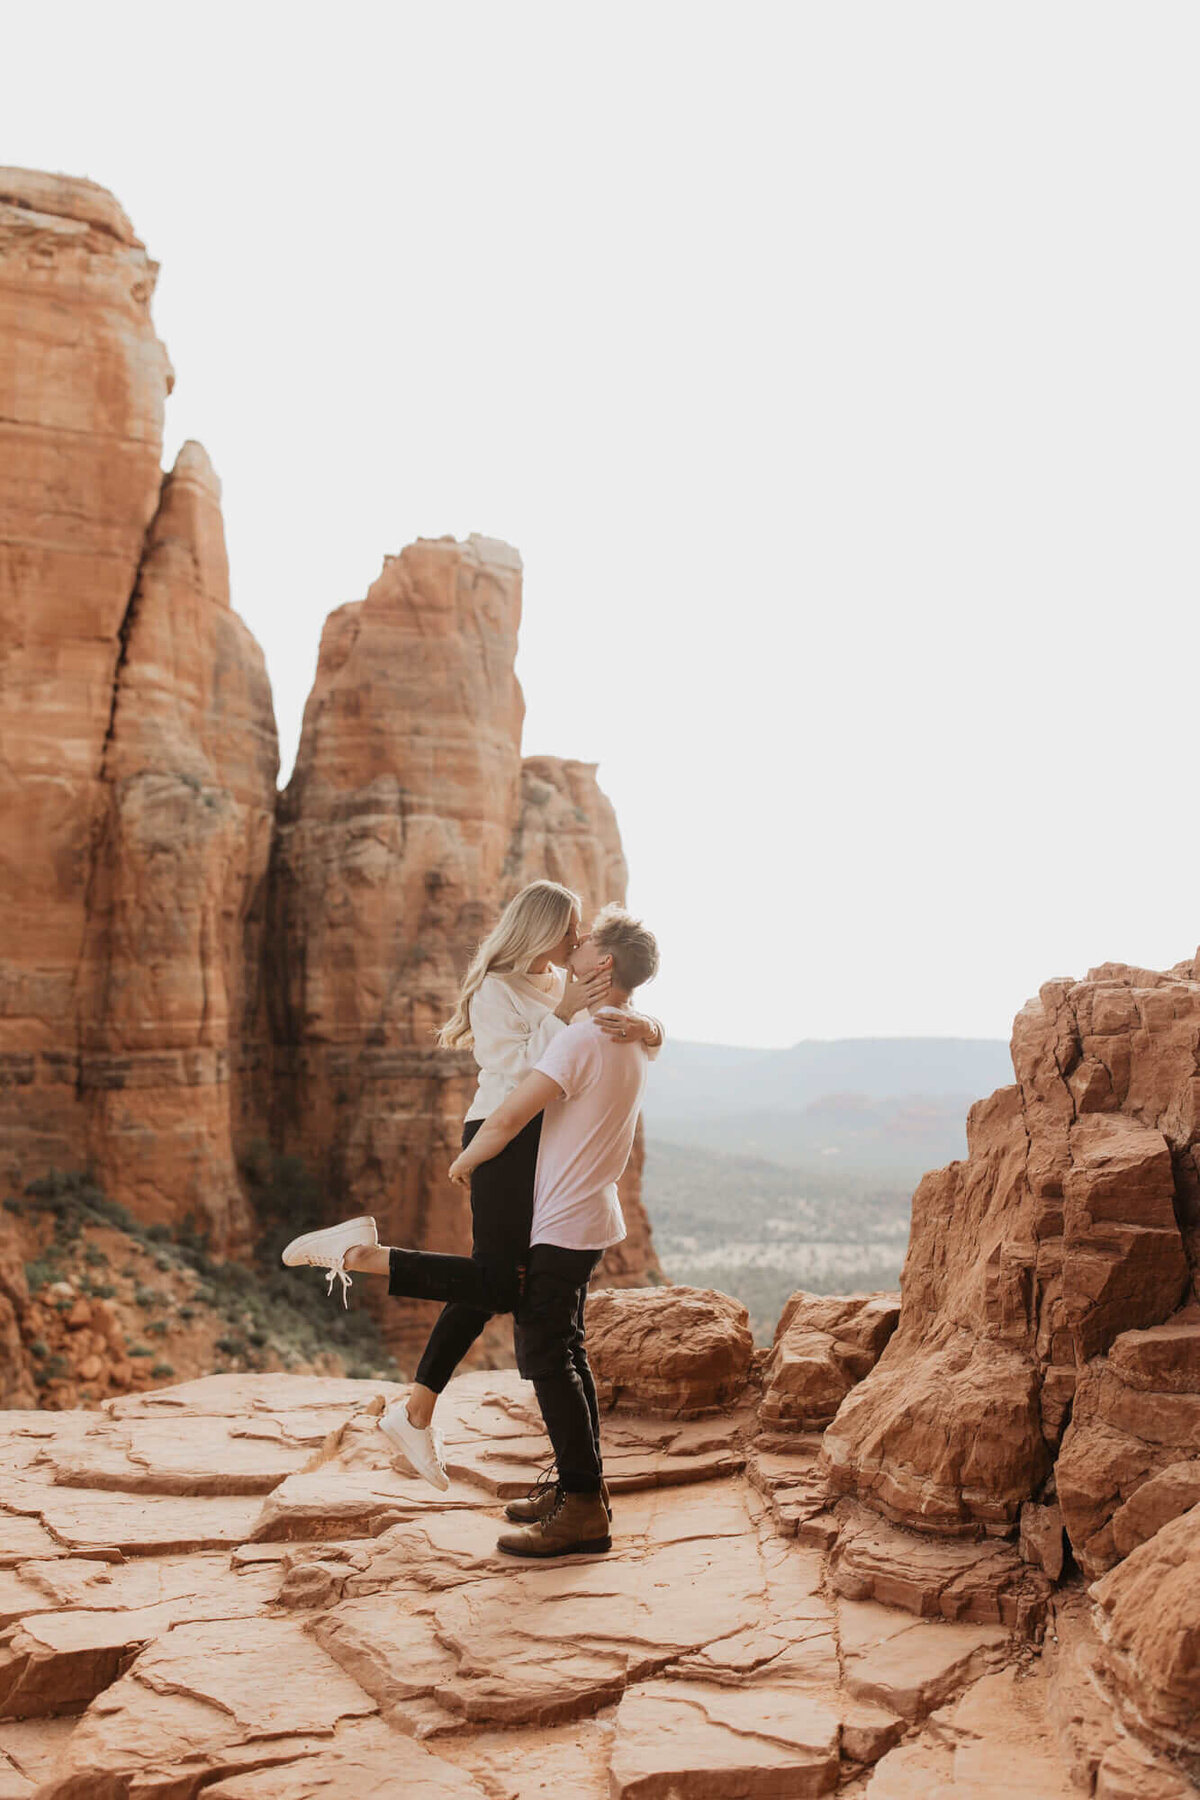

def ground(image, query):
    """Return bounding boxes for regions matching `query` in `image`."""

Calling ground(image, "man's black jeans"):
[388,1236,606,1495]
[514,1244,605,1495]
[402,1114,541,1394]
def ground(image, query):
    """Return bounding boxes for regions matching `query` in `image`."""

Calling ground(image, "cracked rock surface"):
[0,1367,1176,1800]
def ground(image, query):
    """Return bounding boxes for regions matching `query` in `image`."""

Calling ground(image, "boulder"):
[1092,1502,1200,1766]
[1056,1310,1200,1577]
[760,1292,899,1431]
[586,1285,754,1415]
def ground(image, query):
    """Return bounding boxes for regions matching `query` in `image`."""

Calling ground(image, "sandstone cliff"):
[795,954,1200,1793]
[268,540,660,1362]
[2,171,660,1378]
[0,169,173,1190]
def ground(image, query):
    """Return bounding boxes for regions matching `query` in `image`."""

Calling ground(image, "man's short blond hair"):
[590,904,659,993]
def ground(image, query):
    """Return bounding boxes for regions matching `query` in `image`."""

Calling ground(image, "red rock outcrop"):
[0,172,277,1251]
[1091,1502,1200,1770]
[761,1292,900,1432]
[77,442,278,1245]
[2,171,659,1348]
[269,539,660,1359]
[586,1286,755,1416]
[503,756,658,1287]
[0,1366,1096,1798]
[823,960,1199,1554]
[0,169,173,1188]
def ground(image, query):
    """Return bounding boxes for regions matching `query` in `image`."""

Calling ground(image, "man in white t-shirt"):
[446,904,660,1558]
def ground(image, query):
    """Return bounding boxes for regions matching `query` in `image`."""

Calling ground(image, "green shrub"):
[215,1336,244,1358]
[84,1243,109,1267]
[24,1256,59,1293]
[178,1306,195,1322]
[150,1363,175,1379]
[146,1223,172,1243]
[127,1345,153,1358]
[146,1319,170,1336]
[36,1354,69,1383]
[134,1286,164,1309]
[29,1340,47,1359]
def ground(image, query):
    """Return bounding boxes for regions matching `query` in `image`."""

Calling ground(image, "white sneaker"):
[379,1399,450,1491]
[280,1215,379,1307]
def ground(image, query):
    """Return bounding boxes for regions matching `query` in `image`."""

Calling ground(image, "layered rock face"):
[269,540,660,1356]
[4,1283,1187,1798]
[824,960,1200,1555]
[0,1357,1084,1799]
[803,955,1200,1789]
[0,172,277,1250]
[0,169,173,1187]
[77,444,278,1245]
[2,170,659,1321]
[268,535,525,1296]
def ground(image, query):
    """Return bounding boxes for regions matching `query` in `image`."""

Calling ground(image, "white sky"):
[9,3,1200,1047]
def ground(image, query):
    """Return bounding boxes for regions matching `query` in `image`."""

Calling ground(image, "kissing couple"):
[282,881,661,1559]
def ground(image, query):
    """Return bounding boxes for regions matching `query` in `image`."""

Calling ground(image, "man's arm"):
[448,1070,563,1186]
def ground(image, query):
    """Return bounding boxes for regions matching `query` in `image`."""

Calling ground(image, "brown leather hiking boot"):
[504,1477,612,1525]
[496,1489,612,1558]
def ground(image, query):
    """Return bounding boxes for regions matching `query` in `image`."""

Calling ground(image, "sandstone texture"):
[761,1292,900,1432]
[0,171,274,1250]
[824,961,1200,1564]
[0,169,173,1193]
[0,1365,1114,1800]
[1,169,660,1384]
[804,954,1200,1796]
[587,1285,755,1415]
[268,536,661,1361]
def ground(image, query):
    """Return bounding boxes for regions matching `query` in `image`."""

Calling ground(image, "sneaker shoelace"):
[323,1256,353,1308]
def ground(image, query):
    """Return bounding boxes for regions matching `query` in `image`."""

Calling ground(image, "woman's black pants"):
[398,1113,542,1393]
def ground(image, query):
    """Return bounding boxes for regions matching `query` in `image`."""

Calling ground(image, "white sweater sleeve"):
[469,977,565,1088]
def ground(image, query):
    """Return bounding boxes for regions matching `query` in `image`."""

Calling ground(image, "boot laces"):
[525,1458,559,1508]
[539,1487,569,1531]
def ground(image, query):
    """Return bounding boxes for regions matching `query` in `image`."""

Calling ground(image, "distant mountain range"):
[643,1036,1013,1180]
[640,1036,1015,1337]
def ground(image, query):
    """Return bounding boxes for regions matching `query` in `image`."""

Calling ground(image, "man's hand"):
[447,1071,564,1188]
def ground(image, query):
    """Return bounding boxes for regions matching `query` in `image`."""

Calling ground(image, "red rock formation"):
[1092,1502,1200,1770]
[270,540,661,1358]
[0,174,276,1250]
[824,960,1199,1555]
[761,1292,900,1432]
[586,1286,755,1416]
[0,1218,36,1408]
[77,443,278,1245]
[1,168,659,1373]
[502,755,658,1286]
[0,168,172,1187]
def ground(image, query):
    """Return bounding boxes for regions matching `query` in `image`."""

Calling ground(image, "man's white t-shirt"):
[531,1017,649,1251]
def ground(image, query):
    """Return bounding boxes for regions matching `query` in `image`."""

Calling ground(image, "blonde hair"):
[590,904,660,993]
[439,880,581,1049]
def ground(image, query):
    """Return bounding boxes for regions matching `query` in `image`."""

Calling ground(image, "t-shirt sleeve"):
[534,1024,599,1099]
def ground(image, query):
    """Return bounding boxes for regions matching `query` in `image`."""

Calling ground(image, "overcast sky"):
[9,4,1199,1047]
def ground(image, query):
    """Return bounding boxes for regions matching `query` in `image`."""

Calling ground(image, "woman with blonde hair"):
[283,879,661,1487]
